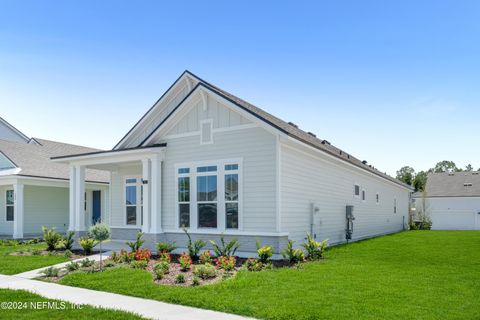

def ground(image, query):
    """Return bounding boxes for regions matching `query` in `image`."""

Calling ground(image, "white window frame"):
[200,119,214,145]
[5,190,14,222]
[174,158,243,232]
[177,168,191,228]
[224,164,240,229]
[124,175,142,227]
[354,184,360,198]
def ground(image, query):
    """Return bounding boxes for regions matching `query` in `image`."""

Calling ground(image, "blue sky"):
[1,1,479,176]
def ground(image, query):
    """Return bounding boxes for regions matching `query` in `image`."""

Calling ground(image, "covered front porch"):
[53,145,166,244]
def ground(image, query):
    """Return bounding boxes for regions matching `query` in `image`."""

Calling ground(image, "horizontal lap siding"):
[162,127,277,232]
[281,144,409,245]
[24,186,69,234]
[110,166,141,227]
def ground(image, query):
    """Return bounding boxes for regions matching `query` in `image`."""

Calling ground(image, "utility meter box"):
[345,205,355,241]
[346,205,355,220]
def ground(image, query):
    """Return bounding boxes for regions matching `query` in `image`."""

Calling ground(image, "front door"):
[92,190,101,224]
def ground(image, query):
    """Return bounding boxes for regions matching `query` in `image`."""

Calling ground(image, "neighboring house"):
[0,133,109,238]
[412,171,480,230]
[53,71,413,256]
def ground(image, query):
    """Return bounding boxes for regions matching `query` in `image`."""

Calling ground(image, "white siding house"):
[413,172,480,230]
[0,120,109,238]
[54,71,412,256]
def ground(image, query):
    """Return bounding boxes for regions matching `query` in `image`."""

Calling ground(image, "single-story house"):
[0,118,109,238]
[53,70,413,256]
[412,171,480,230]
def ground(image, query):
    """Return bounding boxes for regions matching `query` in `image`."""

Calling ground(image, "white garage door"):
[431,210,479,230]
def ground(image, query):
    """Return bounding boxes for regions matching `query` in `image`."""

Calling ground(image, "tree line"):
[396,161,478,192]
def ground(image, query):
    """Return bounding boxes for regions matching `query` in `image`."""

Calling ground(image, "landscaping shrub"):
[134,249,152,261]
[26,238,40,244]
[215,256,236,272]
[154,261,170,274]
[31,249,42,256]
[63,231,75,251]
[103,260,116,268]
[302,233,328,260]
[244,258,265,272]
[118,249,135,264]
[193,263,217,279]
[88,223,111,269]
[80,259,95,268]
[192,276,200,286]
[126,232,145,252]
[64,249,73,258]
[210,235,239,257]
[158,252,171,263]
[199,250,213,264]
[178,253,192,271]
[282,240,305,264]
[183,228,205,261]
[256,240,273,263]
[175,273,185,284]
[41,266,60,277]
[42,226,62,251]
[130,260,148,270]
[156,241,177,253]
[66,261,80,272]
[79,237,97,255]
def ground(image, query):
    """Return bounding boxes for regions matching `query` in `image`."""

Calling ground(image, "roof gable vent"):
[288,122,298,128]
[464,183,473,187]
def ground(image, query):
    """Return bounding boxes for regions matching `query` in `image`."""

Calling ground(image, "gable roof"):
[0,117,30,143]
[414,171,480,197]
[127,71,411,190]
[0,138,109,183]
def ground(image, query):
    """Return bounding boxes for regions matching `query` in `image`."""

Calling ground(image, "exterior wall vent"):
[464,183,473,187]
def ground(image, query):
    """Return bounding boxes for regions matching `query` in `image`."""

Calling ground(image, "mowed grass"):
[0,243,68,275]
[0,289,144,319]
[60,231,480,320]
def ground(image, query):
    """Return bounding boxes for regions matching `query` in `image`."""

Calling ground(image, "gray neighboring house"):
[413,171,480,230]
[0,118,109,238]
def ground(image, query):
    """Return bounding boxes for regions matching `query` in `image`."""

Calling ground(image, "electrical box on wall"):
[346,205,355,241]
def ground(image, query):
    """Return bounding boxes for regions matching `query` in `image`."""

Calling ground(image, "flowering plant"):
[199,250,213,264]
[159,251,171,263]
[178,253,192,271]
[215,256,236,271]
[134,248,152,261]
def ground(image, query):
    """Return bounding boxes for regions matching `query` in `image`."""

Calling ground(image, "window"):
[176,161,240,230]
[362,190,366,201]
[178,175,190,228]
[376,193,379,204]
[394,198,397,214]
[125,178,139,225]
[354,185,360,197]
[200,119,213,144]
[6,190,14,221]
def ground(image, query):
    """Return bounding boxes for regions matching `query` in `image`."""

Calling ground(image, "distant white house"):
[53,71,413,256]
[0,117,109,238]
[413,171,480,230]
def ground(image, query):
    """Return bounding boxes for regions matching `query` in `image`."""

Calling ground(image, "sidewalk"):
[0,275,253,320]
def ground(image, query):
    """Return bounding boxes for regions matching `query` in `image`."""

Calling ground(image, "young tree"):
[88,223,111,269]
[396,166,415,185]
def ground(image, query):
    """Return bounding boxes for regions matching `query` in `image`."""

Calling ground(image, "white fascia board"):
[0,168,21,176]
[52,148,165,166]
[281,137,413,192]
[142,85,283,146]
[114,73,196,150]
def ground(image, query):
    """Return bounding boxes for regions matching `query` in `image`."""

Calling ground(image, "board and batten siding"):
[160,126,277,232]
[280,143,409,245]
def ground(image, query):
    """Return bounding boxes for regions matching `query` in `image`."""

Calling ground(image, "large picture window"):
[176,161,241,231]
[6,190,14,222]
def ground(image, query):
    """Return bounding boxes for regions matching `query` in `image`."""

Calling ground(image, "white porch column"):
[68,165,77,231]
[74,165,86,232]
[141,158,151,233]
[13,183,24,239]
[150,155,162,234]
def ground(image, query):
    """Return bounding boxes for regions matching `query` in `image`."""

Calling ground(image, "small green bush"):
[282,240,305,264]
[66,261,80,272]
[154,261,170,274]
[175,273,185,284]
[256,240,273,263]
[193,263,217,279]
[210,235,239,257]
[156,241,177,253]
[302,234,328,260]
[80,259,95,268]
[126,232,144,252]
[192,276,201,286]
[79,237,97,255]
[130,260,148,270]
[183,228,205,261]
[31,249,42,256]
[42,226,62,251]
[64,249,73,258]
[103,260,116,268]
[41,266,60,277]
[243,258,265,272]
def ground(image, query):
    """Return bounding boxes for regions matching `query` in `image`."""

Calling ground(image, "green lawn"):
[0,289,144,319]
[59,231,480,319]
[0,243,68,275]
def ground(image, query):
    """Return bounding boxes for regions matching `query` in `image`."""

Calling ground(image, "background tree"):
[396,166,415,185]
[413,171,427,192]
[433,160,458,173]
[465,164,473,171]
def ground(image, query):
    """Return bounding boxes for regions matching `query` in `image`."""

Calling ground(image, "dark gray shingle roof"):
[413,171,480,197]
[0,138,109,183]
